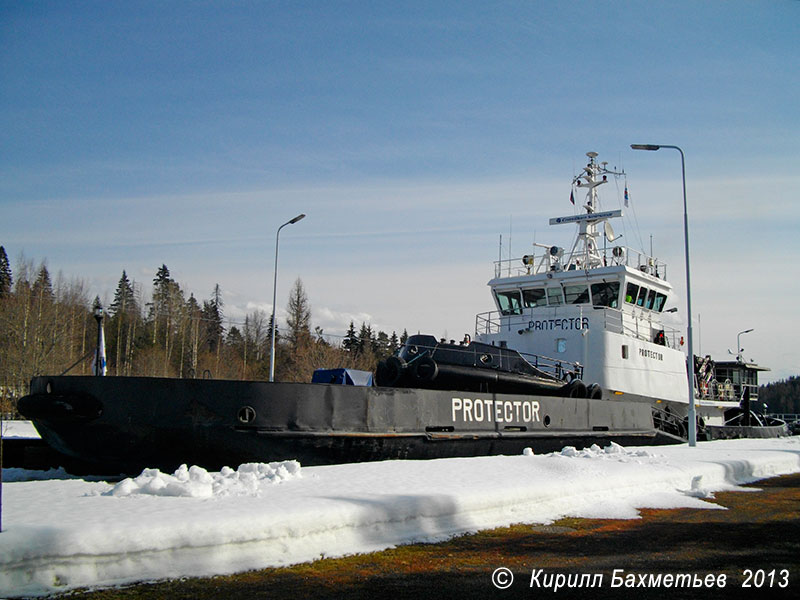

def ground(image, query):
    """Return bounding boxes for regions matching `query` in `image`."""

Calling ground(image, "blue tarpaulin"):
[311,368,374,386]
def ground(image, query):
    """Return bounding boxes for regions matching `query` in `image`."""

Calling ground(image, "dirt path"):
[61,472,800,599]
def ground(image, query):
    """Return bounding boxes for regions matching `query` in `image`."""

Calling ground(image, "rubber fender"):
[411,355,439,382]
[379,356,408,387]
[561,379,588,398]
[586,383,603,399]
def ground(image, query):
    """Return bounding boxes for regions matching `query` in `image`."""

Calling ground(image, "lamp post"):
[736,328,754,363]
[92,298,106,376]
[269,213,306,382]
[631,144,696,446]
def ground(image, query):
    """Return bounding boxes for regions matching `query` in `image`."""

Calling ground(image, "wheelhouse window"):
[564,284,590,304]
[546,287,564,305]
[645,289,656,310]
[591,281,620,308]
[625,283,639,304]
[522,288,547,308]
[653,291,667,312]
[624,280,668,312]
[496,290,522,315]
[636,286,649,307]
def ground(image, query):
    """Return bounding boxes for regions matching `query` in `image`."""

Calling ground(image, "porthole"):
[238,406,257,424]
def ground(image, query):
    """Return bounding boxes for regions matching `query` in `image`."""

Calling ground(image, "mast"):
[550,152,624,270]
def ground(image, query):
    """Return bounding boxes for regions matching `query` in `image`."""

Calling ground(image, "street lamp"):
[736,328,754,363]
[631,144,697,446]
[92,297,106,376]
[269,213,306,382]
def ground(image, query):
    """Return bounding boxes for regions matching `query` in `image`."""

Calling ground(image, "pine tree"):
[148,264,172,344]
[0,246,11,298]
[32,264,53,303]
[374,330,391,358]
[152,264,171,295]
[275,278,314,382]
[202,297,223,353]
[109,270,136,317]
[226,325,244,350]
[145,264,187,376]
[109,270,139,375]
[357,323,373,355]
[285,278,311,350]
[343,321,358,352]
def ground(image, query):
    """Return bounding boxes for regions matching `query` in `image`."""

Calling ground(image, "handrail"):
[477,305,682,348]
[494,245,667,280]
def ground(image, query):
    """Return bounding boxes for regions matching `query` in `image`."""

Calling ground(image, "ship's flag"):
[624,186,629,207]
[570,190,575,205]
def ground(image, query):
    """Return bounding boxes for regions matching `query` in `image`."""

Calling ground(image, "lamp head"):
[631,144,661,151]
[289,213,306,224]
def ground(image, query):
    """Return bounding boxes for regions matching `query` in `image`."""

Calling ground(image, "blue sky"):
[2,1,798,382]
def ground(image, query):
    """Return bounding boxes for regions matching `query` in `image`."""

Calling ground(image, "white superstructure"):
[474,152,738,426]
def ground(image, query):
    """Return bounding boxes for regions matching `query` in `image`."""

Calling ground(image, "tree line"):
[759,376,800,415]
[0,246,408,416]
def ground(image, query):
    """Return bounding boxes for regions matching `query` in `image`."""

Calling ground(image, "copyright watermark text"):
[489,568,790,591]
[491,567,514,589]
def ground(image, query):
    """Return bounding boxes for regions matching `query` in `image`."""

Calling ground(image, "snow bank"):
[1,437,798,597]
[106,461,302,498]
[0,420,40,440]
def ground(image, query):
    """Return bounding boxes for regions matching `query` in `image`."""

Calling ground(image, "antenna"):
[508,216,513,276]
[498,234,502,264]
[604,221,616,242]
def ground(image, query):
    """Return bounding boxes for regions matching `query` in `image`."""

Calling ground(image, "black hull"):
[707,424,789,440]
[20,375,657,474]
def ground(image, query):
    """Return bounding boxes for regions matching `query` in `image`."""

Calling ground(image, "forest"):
[759,376,800,415]
[0,246,407,416]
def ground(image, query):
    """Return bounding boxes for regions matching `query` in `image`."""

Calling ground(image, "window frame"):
[522,288,547,308]
[590,281,621,308]
[564,284,590,305]
[546,287,564,305]
[625,282,639,305]
[495,289,523,315]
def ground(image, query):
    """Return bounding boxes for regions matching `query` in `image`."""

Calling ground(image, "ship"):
[17,151,785,474]
[452,151,785,440]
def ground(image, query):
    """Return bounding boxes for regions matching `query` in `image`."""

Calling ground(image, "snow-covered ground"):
[1,436,799,597]
[0,420,40,440]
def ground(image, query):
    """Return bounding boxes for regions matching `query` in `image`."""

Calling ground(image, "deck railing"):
[695,378,737,402]
[476,306,683,348]
[494,244,667,280]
